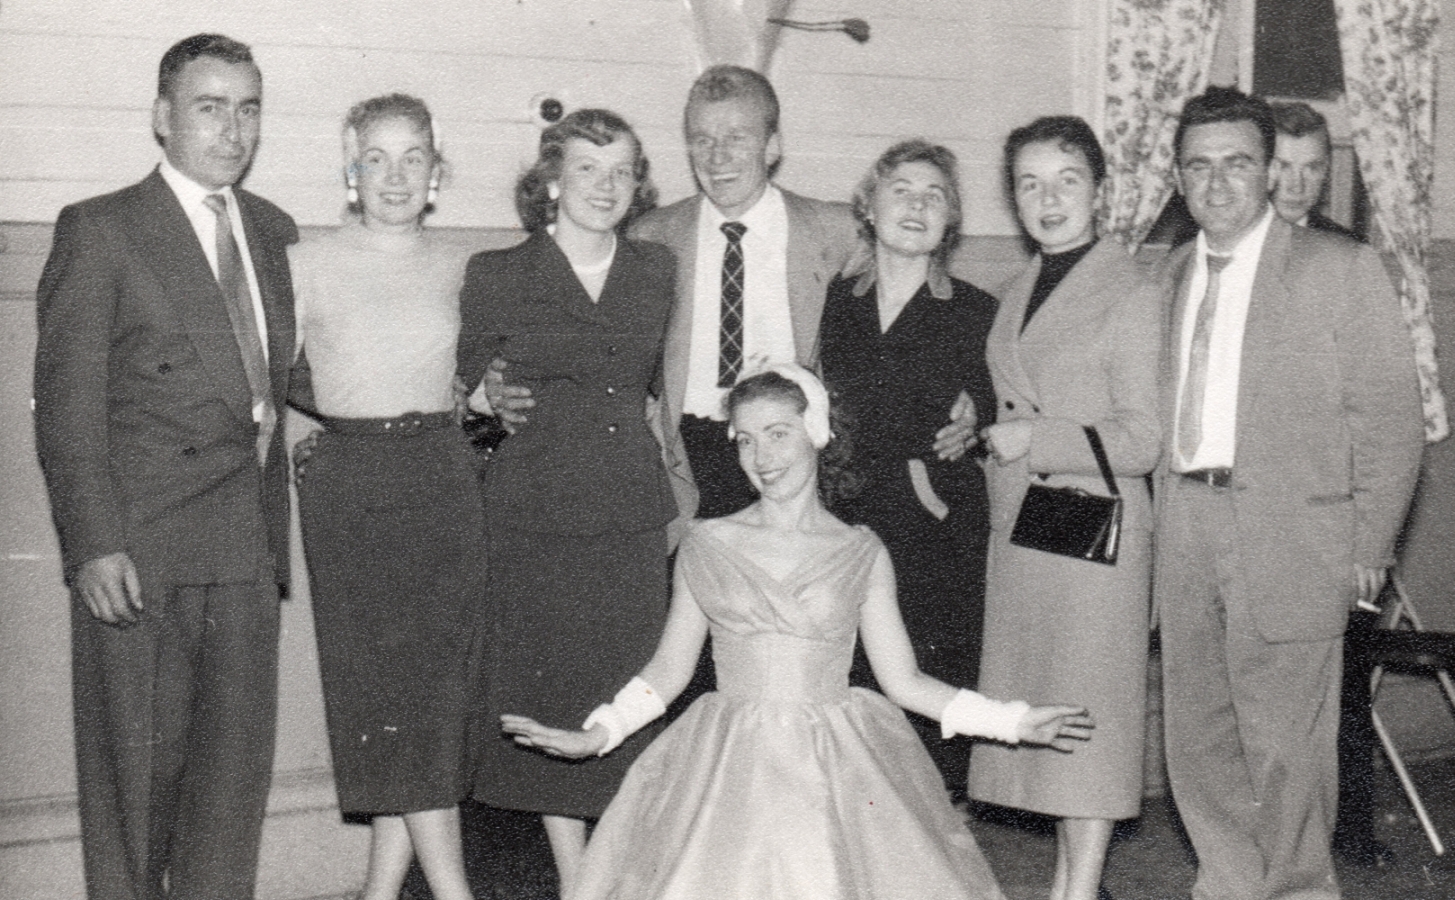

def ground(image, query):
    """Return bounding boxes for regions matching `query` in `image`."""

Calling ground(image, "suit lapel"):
[237,190,295,407]
[988,256,1044,408]
[783,190,828,365]
[1236,218,1294,438]
[130,171,254,424]
[663,197,702,430]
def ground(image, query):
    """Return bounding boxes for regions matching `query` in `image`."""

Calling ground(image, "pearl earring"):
[548,183,560,202]
[346,175,359,205]
[427,180,439,205]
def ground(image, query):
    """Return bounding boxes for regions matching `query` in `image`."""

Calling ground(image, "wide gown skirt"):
[299,426,487,816]
[474,526,668,819]
[571,687,1007,900]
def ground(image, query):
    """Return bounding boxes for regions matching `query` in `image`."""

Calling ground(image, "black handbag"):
[1009,425,1122,565]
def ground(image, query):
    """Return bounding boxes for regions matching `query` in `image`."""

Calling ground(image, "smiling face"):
[551,136,639,237]
[1176,119,1273,253]
[153,56,262,190]
[732,394,817,502]
[1012,139,1099,255]
[869,160,952,259]
[353,115,437,231]
[686,96,780,219]
[1270,131,1330,225]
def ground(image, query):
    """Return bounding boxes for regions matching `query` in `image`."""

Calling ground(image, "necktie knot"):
[203,193,228,218]
[721,221,747,243]
[1206,252,1232,274]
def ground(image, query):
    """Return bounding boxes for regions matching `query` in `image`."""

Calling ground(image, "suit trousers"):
[71,579,280,900]
[1158,477,1341,900]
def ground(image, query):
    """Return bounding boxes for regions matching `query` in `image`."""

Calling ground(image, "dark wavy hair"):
[726,371,862,507]
[343,93,444,217]
[1001,115,1106,202]
[515,108,658,233]
[1175,86,1277,166]
[851,139,963,267]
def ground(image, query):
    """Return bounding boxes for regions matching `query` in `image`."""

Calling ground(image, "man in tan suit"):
[629,65,861,520]
[1156,86,1422,900]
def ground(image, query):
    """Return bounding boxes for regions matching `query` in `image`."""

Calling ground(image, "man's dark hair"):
[1174,86,1277,165]
[158,34,256,100]
[1270,101,1332,154]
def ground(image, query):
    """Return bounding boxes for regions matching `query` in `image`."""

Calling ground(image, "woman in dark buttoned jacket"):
[969,116,1161,900]
[456,109,676,896]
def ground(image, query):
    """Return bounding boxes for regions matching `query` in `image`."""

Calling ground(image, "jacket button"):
[606,386,617,396]
[607,346,618,356]
[1032,404,1040,413]
[607,424,618,433]
[181,446,198,457]
[1006,400,1015,410]
[157,362,172,374]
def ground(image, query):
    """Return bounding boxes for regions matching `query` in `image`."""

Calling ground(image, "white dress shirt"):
[1173,206,1276,471]
[683,185,795,420]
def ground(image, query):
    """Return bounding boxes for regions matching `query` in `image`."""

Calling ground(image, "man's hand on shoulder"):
[76,552,143,626]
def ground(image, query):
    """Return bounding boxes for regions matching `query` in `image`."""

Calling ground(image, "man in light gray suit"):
[1156,86,1423,900]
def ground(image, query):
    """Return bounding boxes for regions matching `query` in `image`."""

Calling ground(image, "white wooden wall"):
[0,3,1099,897]
[0,0,1097,235]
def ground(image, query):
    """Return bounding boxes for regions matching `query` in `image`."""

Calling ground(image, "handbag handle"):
[1083,426,1119,497]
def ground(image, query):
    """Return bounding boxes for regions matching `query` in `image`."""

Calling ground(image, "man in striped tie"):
[1154,86,1422,900]
[33,33,298,900]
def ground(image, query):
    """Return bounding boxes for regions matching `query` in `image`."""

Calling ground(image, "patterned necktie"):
[1177,253,1233,464]
[203,193,276,466]
[718,221,748,388]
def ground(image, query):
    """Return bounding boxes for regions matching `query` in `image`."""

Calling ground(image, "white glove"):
[582,676,667,756]
[939,689,1030,745]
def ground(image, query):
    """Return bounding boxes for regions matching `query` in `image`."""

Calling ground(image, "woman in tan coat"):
[969,116,1161,900]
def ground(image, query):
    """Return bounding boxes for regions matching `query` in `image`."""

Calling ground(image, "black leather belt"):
[320,411,455,435]
[1179,467,1233,489]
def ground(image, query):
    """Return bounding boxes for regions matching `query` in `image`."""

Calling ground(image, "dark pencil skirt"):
[474,525,668,819]
[299,424,488,817]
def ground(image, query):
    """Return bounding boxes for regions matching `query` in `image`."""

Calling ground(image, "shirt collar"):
[159,157,235,213]
[702,183,784,232]
[840,239,953,301]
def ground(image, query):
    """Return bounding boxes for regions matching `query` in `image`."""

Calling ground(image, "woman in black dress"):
[818,139,998,790]
[456,109,676,896]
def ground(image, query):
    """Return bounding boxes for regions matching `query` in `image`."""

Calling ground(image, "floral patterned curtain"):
[1334,0,1448,442]
[1099,0,1226,250]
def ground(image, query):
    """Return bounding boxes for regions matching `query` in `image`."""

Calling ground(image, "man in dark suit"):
[33,33,297,900]
[1269,101,1361,241]
[1156,87,1422,900]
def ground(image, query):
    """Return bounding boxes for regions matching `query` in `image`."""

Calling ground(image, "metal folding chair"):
[1368,572,1455,855]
